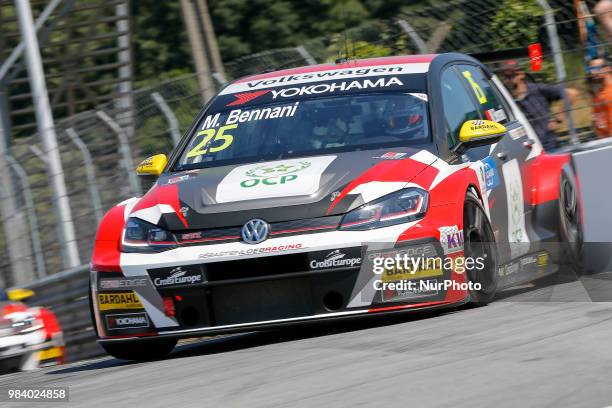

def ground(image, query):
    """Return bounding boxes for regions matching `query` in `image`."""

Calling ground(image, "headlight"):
[339,188,428,230]
[11,316,41,333]
[0,318,19,336]
[121,218,178,253]
[3,315,37,334]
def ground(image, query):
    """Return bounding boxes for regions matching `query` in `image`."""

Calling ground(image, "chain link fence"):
[0,0,610,288]
[0,73,213,286]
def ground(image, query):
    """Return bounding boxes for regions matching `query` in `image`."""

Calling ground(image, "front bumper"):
[0,332,39,372]
[93,222,469,341]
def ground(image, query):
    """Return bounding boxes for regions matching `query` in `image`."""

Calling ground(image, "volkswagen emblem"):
[241,219,269,244]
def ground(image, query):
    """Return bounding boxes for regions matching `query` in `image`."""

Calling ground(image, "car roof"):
[233,54,440,85]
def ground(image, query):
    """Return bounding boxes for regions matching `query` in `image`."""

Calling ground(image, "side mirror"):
[136,154,167,177]
[456,120,506,152]
[7,288,35,301]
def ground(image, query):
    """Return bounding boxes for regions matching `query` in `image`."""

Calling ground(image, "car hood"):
[130,148,438,231]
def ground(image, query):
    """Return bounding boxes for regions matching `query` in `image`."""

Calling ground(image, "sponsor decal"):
[476,163,487,193]
[167,174,190,184]
[241,161,311,188]
[438,225,464,255]
[469,120,498,131]
[376,151,408,160]
[499,260,520,277]
[380,278,439,303]
[380,265,443,283]
[509,182,523,240]
[216,156,335,203]
[199,243,304,259]
[270,77,404,99]
[248,66,404,88]
[484,109,506,122]
[309,249,361,270]
[97,292,143,311]
[498,251,549,277]
[106,313,149,330]
[481,156,500,191]
[410,93,428,102]
[226,90,271,106]
[180,231,202,240]
[148,265,205,288]
[520,254,537,268]
[219,64,424,94]
[537,252,549,267]
[492,109,507,122]
[99,278,147,291]
[502,159,529,251]
[508,127,526,140]
[366,244,438,264]
[330,191,341,202]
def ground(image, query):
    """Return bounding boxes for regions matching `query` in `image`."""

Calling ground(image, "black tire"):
[463,191,499,305]
[101,338,177,361]
[558,166,583,271]
[559,165,611,274]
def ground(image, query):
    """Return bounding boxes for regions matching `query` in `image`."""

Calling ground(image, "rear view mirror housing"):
[456,120,506,153]
[7,288,35,301]
[136,154,168,177]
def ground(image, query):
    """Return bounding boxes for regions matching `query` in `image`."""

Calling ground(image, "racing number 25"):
[186,124,237,158]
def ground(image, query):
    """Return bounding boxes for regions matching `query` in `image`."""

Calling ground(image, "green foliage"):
[487,0,544,50]
[325,38,392,61]
[131,0,410,81]
[484,0,559,81]
[132,0,191,81]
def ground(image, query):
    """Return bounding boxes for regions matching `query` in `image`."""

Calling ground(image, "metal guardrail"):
[21,265,104,363]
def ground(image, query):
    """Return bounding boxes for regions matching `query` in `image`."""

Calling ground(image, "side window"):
[458,65,511,124]
[441,67,481,148]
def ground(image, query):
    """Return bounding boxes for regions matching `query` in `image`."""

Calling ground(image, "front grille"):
[176,216,342,246]
[205,253,310,281]
[211,278,314,325]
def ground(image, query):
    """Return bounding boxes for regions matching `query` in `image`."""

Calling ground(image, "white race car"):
[0,289,65,373]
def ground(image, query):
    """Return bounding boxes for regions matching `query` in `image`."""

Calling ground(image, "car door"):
[456,64,534,263]
[440,65,525,266]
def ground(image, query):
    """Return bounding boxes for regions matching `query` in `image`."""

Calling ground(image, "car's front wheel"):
[463,191,498,305]
[101,338,177,361]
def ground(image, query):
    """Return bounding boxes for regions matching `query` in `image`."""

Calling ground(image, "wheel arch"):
[91,203,132,272]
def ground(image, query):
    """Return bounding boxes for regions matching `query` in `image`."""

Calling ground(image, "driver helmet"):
[383,98,425,138]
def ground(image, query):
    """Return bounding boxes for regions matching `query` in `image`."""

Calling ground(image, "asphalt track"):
[2,268,612,408]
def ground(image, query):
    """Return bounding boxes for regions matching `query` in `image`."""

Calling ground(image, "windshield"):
[176,92,429,170]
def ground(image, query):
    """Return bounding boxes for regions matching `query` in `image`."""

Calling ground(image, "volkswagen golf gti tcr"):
[90,53,581,360]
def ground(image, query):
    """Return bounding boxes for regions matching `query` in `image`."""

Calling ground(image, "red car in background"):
[0,288,65,374]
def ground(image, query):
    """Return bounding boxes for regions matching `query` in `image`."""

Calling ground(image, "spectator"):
[501,60,578,150]
[589,57,612,138]
[595,0,612,41]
